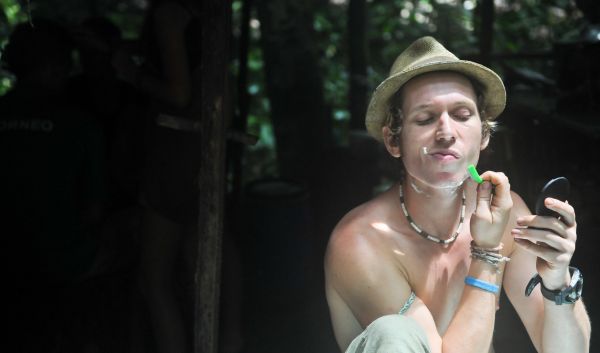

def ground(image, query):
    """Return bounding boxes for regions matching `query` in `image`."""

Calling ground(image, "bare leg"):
[138,207,188,353]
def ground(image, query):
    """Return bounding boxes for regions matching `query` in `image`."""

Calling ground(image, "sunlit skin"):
[324,72,590,353]
[395,72,487,193]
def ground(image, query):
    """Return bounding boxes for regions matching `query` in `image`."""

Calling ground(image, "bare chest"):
[403,238,473,333]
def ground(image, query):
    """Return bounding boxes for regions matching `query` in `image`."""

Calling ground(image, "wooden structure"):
[195,0,230,352]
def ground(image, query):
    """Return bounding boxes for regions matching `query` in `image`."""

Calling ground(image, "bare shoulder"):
[324,190,410,303]
[325,195,391,282]
[324,191,415,341]
[324,190,442,352]
[509,190,531,216]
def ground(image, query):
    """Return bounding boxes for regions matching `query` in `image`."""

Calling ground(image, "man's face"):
[397,71,487,190]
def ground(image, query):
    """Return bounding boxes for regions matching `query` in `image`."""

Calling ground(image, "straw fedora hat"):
[365,36,506,141]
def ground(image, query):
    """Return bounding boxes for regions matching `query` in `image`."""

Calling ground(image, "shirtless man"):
[324,37,591,353]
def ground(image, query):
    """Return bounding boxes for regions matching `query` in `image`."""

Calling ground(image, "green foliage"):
[366,1,478,89]
[0,0,146,96]
[493,0,585,52]
[0,0,29,95]
[0,0,28,26]
[0,0,589,181]
[231,0,279,182]
[313,3,349,144]
[230,0,587,182]
[485,0,586,78]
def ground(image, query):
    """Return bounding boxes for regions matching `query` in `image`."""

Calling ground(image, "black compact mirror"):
[534,177,570,218]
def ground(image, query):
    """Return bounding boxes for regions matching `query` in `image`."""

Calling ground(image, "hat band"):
[409,55,459,70]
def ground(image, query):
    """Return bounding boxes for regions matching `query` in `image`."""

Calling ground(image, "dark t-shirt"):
[0,87,106,284]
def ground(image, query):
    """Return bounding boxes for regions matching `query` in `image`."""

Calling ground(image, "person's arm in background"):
[503,192,591,352]
[113,1,193,108]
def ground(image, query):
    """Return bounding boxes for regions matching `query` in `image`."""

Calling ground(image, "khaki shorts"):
[345,314,431,353]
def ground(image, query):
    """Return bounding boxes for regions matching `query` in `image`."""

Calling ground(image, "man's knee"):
[357,315,431,353]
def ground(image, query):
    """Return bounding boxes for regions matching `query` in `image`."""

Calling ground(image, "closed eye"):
[452,108,473,121]
[415,114,435,125]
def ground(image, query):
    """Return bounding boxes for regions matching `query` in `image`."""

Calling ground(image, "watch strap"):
[525,273,541,297]
[525,266,583,305]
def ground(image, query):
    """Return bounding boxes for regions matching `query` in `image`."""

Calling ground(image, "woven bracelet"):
[470,242,510,272]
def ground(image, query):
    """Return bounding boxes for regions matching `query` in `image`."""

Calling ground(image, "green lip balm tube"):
[467,164,483,184]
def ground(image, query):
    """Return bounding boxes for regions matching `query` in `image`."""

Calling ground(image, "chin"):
[407,173,467,193]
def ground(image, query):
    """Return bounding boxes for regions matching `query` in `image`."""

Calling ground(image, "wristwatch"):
[525,266,583,305]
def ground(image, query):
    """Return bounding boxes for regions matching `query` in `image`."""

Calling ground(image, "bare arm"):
[139,1,193,108]
[112,2,193,108]
[442,171,513,353]
[440,260,498,352]
[503,193,591,353]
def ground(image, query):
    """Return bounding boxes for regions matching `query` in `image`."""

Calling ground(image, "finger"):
[544,198,576,227]
[512,227,573,253]
[516,216,569,239]
[513,238,572,265]
[474,181,493,217]
[479,171,512,210]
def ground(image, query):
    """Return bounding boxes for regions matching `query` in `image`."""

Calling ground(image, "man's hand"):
[511,198,577,289]
[470,171,513,248]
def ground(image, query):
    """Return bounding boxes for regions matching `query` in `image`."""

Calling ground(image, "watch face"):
[566,269,583,303]
[575,273,583,298]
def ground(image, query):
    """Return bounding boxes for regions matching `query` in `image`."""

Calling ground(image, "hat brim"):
[365,60,506,141]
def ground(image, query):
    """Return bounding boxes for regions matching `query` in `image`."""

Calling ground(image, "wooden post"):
[195,0,230,352]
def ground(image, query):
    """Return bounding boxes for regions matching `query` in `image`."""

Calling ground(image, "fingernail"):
[511,228,522,235]
[516,217,524,224]
[546,198,554,206]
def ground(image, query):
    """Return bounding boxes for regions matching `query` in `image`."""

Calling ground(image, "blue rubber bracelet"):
[465,276,499,294]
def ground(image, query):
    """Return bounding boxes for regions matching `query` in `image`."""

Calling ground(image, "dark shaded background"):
[1,0,598,352]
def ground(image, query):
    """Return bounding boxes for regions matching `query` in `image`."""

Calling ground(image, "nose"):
[435,112,456,143]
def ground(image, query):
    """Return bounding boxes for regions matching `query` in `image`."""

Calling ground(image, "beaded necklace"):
[398,184,466,245]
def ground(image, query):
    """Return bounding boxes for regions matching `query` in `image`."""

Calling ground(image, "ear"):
[382,126,402,158]
[480,132,490,150]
